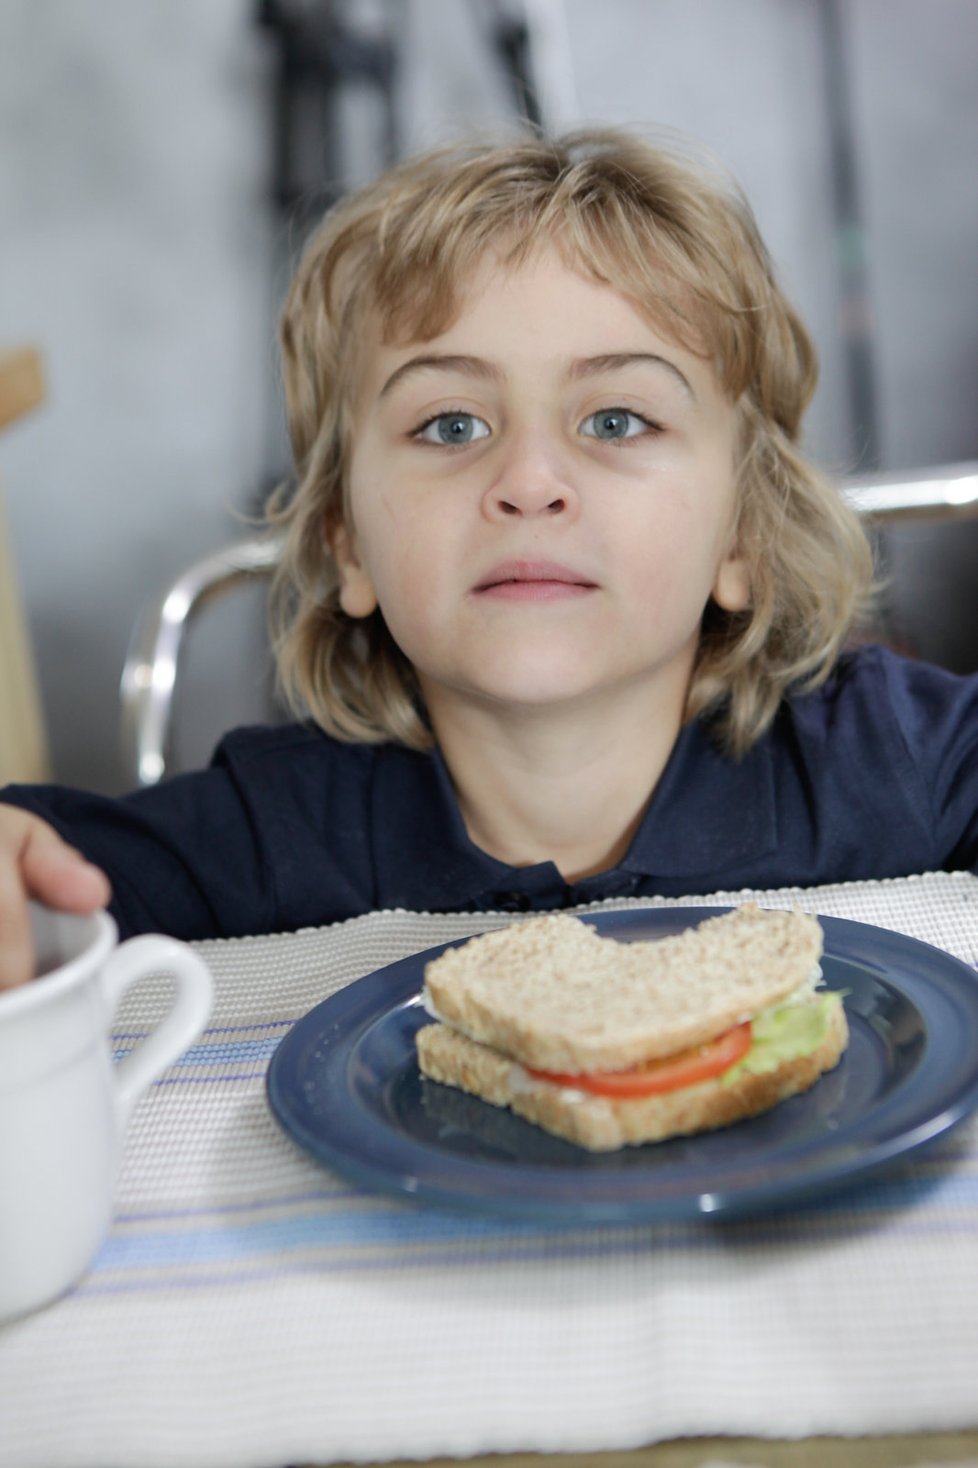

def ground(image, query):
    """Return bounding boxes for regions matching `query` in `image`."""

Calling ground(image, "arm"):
[878,648,978,871]
[0,761,278,946]
[0,724,289,953]
[1,722,379,958]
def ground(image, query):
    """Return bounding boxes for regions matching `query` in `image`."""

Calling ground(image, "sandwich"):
[415,905,847,1152]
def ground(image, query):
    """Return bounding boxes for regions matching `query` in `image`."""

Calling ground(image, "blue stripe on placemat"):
[113,1024,296,1072]
[114,1038,282,1067]
[73,1153,978,1296]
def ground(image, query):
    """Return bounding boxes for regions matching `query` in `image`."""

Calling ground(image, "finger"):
[0,841,35,990]
[21,826,112,913]
[0,822,111,990]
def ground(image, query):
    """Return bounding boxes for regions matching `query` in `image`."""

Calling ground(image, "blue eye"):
[417,412,491,446]
[580,408,651,441]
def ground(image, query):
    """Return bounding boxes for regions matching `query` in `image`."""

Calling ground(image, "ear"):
[327,519,379,619]
[711,541,751,613]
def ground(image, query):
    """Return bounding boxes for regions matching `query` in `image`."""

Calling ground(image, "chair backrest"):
[0,347,50,785]
[119,462,978,788]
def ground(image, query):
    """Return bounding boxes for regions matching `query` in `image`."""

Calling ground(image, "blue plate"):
[266,908,978,1222]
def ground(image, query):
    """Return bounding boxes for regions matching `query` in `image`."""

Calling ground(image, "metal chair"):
[120,534,284,787]
[119,462,978,788]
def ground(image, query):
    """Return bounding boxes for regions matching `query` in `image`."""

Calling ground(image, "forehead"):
[357,244,718,401]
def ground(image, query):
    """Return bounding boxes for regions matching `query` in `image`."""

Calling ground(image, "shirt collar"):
[372,743,552,911]
[371,717,779,910]
[620,716,779,877]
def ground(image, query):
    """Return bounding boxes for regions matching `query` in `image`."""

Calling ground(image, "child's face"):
[333,244,749,729]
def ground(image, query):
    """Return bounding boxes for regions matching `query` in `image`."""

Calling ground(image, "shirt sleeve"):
[876,648,978,872]
[0,723,378,941]
[0,756,275,941]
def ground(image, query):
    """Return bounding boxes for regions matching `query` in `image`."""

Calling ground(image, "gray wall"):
[2,0,977,792]
[2,0,275,790]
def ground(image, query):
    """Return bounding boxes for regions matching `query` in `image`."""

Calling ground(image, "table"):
[2,872,978,1468]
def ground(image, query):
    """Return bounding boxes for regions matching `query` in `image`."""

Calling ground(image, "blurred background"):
[1,0,976,794]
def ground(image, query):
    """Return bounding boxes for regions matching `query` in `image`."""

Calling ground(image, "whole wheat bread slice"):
[422,904,824,1074]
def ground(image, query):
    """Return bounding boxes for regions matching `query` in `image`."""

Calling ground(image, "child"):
[2,127,976,988]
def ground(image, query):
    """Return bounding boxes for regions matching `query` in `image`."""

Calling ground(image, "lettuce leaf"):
[722,992,842,1084]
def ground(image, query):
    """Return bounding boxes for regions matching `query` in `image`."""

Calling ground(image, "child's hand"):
[0,806,111,990]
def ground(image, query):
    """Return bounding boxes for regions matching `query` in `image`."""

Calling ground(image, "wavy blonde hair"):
[269,128,873,756]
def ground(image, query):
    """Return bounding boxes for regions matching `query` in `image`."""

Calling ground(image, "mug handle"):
[98,936,214,1122]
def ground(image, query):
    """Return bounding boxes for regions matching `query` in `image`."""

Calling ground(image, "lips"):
[473,559,598,601]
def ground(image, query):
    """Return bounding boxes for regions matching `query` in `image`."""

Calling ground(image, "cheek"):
[618,483,737,612]
[354,499,447,651]
[348,477,404,582]
[368,497,434,594]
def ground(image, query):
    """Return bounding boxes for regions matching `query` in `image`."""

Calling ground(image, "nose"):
[482,431,579,520]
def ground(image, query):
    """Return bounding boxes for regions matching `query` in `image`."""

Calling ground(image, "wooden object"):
[0,347,50,783]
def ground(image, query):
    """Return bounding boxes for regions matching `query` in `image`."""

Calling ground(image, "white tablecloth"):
[2,872,978,1468]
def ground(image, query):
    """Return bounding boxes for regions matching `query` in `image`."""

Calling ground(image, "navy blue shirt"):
[3,646,977,940]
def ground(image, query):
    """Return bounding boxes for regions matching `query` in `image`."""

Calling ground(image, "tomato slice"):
[526,1021,752,1098]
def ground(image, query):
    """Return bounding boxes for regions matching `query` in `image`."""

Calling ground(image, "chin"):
[470,671,610,711]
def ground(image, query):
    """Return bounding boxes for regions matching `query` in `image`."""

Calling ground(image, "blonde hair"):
[270,127,873,756]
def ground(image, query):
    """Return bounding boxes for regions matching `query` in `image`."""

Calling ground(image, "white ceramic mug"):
[0,904,213,1322]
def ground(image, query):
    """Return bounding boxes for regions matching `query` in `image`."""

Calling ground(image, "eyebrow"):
[379,354,503,399]
[569,352,694,398]
[378,349,694,401]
